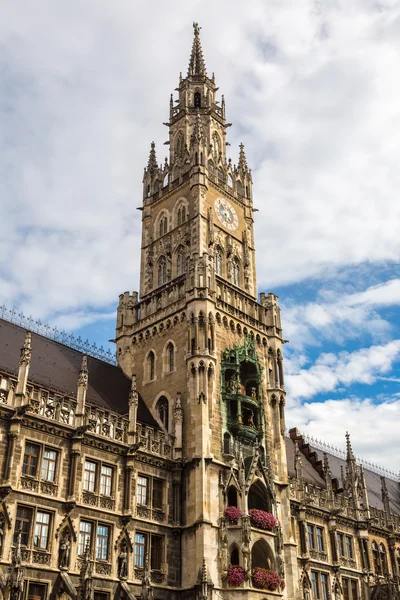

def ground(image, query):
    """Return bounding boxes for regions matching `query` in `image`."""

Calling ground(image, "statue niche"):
[221,336,263,444]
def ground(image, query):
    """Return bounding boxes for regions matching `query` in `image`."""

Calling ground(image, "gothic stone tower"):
[116,23,298,599]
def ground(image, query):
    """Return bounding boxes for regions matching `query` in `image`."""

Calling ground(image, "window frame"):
[311,570,330,600]
[78,519,112,562]
[134,531,164,571]
[22,442,40,478]
[22,441,59,485]
[26,581,48,600]
[14,505,53,552]
[136,476,149,506]
[33,510,51,550]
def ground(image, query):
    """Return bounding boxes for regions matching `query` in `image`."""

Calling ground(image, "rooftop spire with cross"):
[188,22,207,76]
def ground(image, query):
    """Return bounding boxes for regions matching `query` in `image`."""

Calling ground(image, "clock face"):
[214,197,239,231]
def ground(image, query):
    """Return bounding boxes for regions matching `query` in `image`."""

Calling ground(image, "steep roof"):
[0,318,158,427]
[285,437,400,515]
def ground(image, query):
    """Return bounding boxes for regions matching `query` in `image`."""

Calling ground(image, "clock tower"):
[116,23,298,599]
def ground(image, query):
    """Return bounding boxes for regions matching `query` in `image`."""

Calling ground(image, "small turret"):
[143,142,163,199]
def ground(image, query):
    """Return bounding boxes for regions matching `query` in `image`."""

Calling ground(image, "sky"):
[1,0,399,472]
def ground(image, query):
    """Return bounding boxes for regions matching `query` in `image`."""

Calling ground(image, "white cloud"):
[285,340,400,400]
[1,0,400,321]
[282,278,400,349]
[286,396,400,473]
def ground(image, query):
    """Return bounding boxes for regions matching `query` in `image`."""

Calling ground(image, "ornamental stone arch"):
[251,537,275,571]
[155,208,170,239]
[174,196,188,227]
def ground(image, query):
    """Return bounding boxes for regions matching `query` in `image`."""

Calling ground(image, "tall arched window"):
[148,351,155,381]
[230,547,239,566]
[372,541,381,574]
[157,396,169,429]
[194,91,201,108]
[214,247,222,275]
[176,246,185,275]
[159,215,168,237]
[177,205,186,226]
[232,258,240,286]
[167,343,174,372]
[158,257,167,286]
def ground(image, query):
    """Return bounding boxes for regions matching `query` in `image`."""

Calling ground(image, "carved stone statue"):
[118,542,128,579]
[59,532,71,569]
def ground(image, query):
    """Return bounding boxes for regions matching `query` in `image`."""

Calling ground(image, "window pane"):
[321,574,328,600]
[41,449,56,482]
[28,583,47,600]
[78,521,92,556]
[316,527,324,551]
[351,580,358,600]
[307,524,314,549]
[14,506,33,546]
[134,533,146,567]
[137,476,148,505]
[96,525,109,560]
[83,461,96,492]
[152,479,163,510]
[345,536,353,558]
[311,571,318,599]
[151,535,162,570]
[23,443,39,477]
[337,533,344,556]
[34,511,50,549]
[343,578,349,600]
[100,465,112,496]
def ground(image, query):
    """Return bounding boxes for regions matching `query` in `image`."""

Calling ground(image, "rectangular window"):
[152,479,163,510]
[14,506,33,546]
[307,524,315,549]
[151,535,162,570]
[34,511,50,549]
[137,476,148,506]
[41,449,57,482]
[316,527,324,551]
[83,461,96,493]
[345,535,353,558]
[134,533,147,567]
[96,524,109,560]
[320,573,329,600]
[27,583,47,600]
[351,580,358,600]
[343,578,350,600]
[311,571,319,599]
[100,465,113,497]
[337,533,345,557]
[23,442,40,477]
[78,520,92,556]
[94,594,109,600]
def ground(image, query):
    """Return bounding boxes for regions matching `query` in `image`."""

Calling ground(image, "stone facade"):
[0,21,398,600]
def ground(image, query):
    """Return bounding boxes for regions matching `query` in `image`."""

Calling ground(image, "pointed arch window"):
[158,257,167,286]
[177,205,186,226]
[214,247,222,276]
[157,396,169,430]
[148,351,155,381]
[380,543,387,574]
[194,91,201,108]
[167,343,174,372]
[372,542,381,574]
[159,215,168,237]
[232,258,240,286]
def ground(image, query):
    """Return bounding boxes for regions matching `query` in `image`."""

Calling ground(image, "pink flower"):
[223,506,242,523]
[252,568,282,591]
[227,564,245,586]
[248,509,278,531]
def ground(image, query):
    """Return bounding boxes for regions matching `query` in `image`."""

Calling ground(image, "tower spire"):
[238,143,248,172]
[147,142,159,173]
[188,22,207,76]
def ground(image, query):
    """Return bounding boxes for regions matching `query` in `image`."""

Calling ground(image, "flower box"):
[227,564,245,586]
[223,506,243,524]
[252,568,282,591]
[248,509,278,531]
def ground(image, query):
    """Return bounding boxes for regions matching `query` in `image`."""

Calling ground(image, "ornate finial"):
[238,143,248,172]
[147,142,158,172]
[129,374,138,405]
[77,355,88,388]
[345,431,355,461]
[201,557,207,581]
[19,331,31,366]
[188,23,207,76]
[322,452,332,478]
